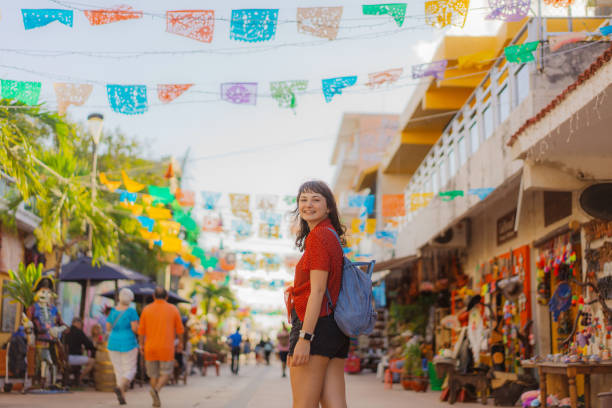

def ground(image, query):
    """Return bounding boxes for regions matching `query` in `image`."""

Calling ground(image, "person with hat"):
[26,276,67,388]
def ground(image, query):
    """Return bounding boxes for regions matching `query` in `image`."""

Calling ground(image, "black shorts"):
[279,351,288,363]
[288,310,349,360]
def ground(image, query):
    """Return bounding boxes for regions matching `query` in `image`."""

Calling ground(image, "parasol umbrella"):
[55,256,151,318]
[99,282,190,305]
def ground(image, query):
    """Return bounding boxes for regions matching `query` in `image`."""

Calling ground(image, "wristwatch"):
[299,330,314,342]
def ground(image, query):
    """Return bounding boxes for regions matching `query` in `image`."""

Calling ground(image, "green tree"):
[0,102,118,276]
[4,263,42,309]
[192,281,237,323]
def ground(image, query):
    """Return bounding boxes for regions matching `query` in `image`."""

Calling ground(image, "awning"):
[355,164,379,191]
[372,255,417,272]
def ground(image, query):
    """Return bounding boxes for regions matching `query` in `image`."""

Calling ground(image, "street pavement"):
[0,362,487,407]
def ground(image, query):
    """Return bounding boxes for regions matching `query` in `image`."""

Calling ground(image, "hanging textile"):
[366,68,403,88]
[201,191,221,210]
[439,190,464,201]
[468,187,495,200]
[107,85,148,115]
[221,82,257,105]
[166,10,214,43]
[365,219,377,235]
[22,9,73,30]
[424,0,469,28]
[412,60,448,80]
[409,192,434,211]
[120,170,145,193]
[486,0,530,22]
[148,185,174,204]
[1,80,41,105]
[362,4,407,27]
[157,84,193,103]
[54,83,93,115]
[457,50,497,69]
[504,41,539,63]
[321,76,357,103]
[270,80,308,109]
[549,32,587,52]
[381,194,406,217]
[296,7,343,40]
[83,6,142,25]
[99,173,121,192]
[230,9,279,42]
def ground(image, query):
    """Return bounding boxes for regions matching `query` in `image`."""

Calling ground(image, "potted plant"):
[413,364,430,392]
[402,343,421,390]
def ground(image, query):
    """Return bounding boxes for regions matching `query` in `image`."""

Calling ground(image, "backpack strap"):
[324,227,342,314]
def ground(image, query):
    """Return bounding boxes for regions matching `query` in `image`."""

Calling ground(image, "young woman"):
[286,180,348,408]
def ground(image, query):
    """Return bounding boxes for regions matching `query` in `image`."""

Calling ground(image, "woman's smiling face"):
[298,191,329,226]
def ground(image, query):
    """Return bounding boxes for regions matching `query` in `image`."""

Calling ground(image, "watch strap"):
[299,330,314,341]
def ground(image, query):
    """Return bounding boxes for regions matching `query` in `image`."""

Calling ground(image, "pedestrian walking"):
[277,323,290,377]
[285,180,349,408]
[138,287,184,407]
[263,338,273,365]
[242,338,252,364]
[106,288,139,405]
[254,340,264,365]
[228,328,242,375]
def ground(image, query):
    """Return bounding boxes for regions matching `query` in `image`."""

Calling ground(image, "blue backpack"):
[325,228,377,337]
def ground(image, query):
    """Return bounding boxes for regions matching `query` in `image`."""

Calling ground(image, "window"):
[458,135,466,167]
[470,121,479,154]
[498,84,510,123]
[448,146,456,178]
[515,65,529,106]
[543,191,572,227]
[483,105,493,140]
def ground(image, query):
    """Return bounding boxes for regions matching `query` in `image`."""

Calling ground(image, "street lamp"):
[87,113,104,255]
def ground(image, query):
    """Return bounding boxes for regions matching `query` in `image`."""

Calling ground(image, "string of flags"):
[3,25,608,113]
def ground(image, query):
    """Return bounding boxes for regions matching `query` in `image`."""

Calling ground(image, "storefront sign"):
[497,209,517,245]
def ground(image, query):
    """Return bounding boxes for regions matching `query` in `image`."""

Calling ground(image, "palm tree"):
[0,101,119,276]
[192,281,237,322]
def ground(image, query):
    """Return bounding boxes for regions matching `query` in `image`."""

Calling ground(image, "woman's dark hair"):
[293,180,346,251]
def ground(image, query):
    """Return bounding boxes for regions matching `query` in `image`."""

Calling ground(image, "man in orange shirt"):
[138,287,184,407]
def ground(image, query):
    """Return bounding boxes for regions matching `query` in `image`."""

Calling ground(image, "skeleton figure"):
[26,276,67,388]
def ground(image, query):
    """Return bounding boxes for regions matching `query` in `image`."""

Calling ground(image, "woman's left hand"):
[290,339,310,367]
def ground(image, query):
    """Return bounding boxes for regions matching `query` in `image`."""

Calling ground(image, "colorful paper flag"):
[146,206,172,220]
[232,219,252,239]
[381,194,406,217]
[137,216,155,232]
[424,0,469,29]
[120,170,145,193]
[161,236,183,253]
[366,68,403,88]
[504,41,539,63]
[230,9,278,42]
[347,194,375,214]
[201,191,222,210]
[283,195,297,206]
[351,218,364,234]
[83,6,142,25]
[297,7,343,40]
[362,4,407,27]
[549,32,587,52]
[159,220,181,236]
[485,0,530,22]
[256,195,278,211]
[410,193,434,211]
[600,26,612,36]
[321,76,357,103]
[202,215,223,232]
[118,189,137,204]
[1,80,41,105]
[221,82,257,105]
[365,219,377,234]
[139,229,160,242]
[270,80,308,109]
[157,84,193,103]
[99,173,121,192]
[468,188,494,200]
[54,83,93,115]
[174,210,198,232]
[22,9,73,30]
[229,193,251,218]
[175,189,195,207]
[543,0,574,7]
[375,230,397,245]
[439,190,464,201]
[259,223,281,239]
[148,185,174,204]
[107,85,148,115]
[166,10,214,43]
[412,60,448,80]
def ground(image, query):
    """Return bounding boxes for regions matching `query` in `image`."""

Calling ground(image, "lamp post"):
[87,113,104,256]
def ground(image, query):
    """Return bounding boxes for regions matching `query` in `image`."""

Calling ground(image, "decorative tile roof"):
[507,43,612,147]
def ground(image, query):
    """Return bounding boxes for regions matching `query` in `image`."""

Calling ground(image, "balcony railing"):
[402,17,610,223]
